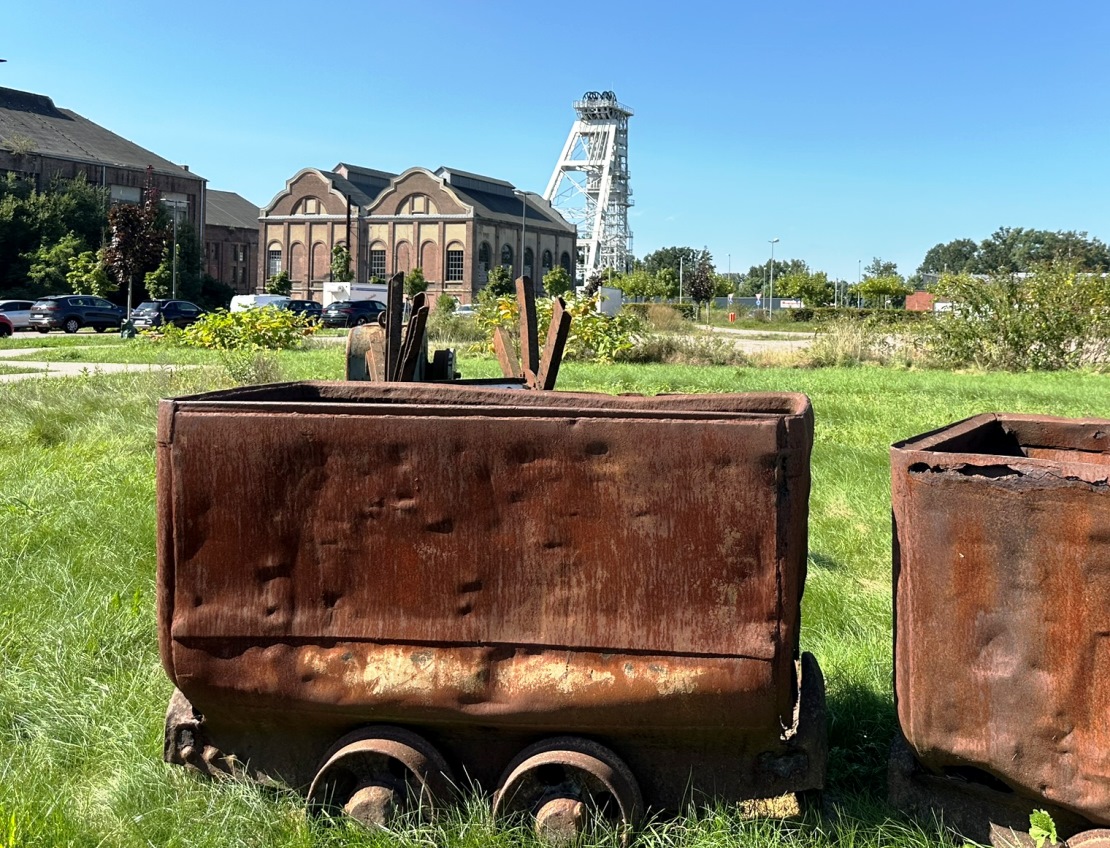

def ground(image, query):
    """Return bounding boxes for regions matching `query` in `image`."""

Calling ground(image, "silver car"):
[0,299,33,330]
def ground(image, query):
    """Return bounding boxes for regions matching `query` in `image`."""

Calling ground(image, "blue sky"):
[5,0,1108,281]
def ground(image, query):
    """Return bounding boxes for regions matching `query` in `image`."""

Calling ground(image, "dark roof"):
[206,190,260,229]
[334,163,395,202]
[0,86,201,179]
[319,170,376,207]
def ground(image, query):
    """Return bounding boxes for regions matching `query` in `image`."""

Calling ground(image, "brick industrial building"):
[204,190,260,295]
[259,164,576,302]
[0,86,206,239]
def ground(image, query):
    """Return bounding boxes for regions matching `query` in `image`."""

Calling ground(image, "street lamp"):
[164,199,187,299]
[512,189,533,283]
[767,238,780,317]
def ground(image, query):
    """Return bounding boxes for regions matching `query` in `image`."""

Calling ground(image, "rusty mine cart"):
[157,379,826,840]
[890,413,1110,848]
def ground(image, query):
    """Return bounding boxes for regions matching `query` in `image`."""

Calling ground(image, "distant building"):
[905,291,936,312]
[204,190,260,294]
[0,86,206,238]
[259,164,576,303]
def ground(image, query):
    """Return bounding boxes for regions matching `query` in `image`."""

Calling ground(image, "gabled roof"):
[206,190,260,230]
[0,86,201,179]
[334,163,396,203]
[434,165,572,230]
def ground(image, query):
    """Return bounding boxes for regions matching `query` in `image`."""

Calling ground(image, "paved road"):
[702,326,814,353]
[0,347,193,383]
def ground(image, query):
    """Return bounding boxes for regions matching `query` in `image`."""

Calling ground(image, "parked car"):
[130,300,206,330]
[284,299,323,322]
[322,299,386,328]
[0,314,12,337]
[453,304,477,317]
[0,299,34,330]
[28,295,125,334]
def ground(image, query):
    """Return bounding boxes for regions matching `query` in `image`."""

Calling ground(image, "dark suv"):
[131,300,205,330]
[29,295,125,334]
[285,299,323,322]
[322,299,386,328]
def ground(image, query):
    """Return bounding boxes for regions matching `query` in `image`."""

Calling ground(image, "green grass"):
[1,347,1105,846]
[0,331,129,349]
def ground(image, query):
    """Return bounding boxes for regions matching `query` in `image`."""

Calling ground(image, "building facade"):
[259,164,576,302]
[0,86,206,238]
[204,190,260,295]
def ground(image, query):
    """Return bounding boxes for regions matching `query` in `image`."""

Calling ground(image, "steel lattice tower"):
[544,91,634,278]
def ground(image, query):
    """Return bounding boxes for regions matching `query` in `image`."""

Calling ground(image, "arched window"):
[478,242,491,267]
[542,250,553,272]
[445,241,465,283]
[501,244,513,269]
[560,252,571,275]
[524,247,534,279]
[267,243,283,278]
[369,241,387,279]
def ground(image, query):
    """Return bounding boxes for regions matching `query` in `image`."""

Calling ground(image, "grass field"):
[1,346,1106,847]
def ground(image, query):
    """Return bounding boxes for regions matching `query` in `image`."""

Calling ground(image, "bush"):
[176,306,317,351]
[925,264,1110,370]
[436,294,457,314]
[796,307,932,324]
[477,293,644,363]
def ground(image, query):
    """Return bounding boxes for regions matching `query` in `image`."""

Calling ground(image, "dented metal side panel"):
[892,413,1110,824]
[157,384,812,743]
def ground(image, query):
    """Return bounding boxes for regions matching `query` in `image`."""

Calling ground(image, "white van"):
[229,294,291,312]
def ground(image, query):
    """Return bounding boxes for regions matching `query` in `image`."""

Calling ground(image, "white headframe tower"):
[544,91,634,278]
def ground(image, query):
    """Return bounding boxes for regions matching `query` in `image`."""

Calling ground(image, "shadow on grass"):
[826,679,897,797]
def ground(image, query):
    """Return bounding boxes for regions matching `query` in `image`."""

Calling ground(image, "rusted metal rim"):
[1067,830,1110,848]
[492,736,643,846]
[307,725,454,827]
[344,324,375,381]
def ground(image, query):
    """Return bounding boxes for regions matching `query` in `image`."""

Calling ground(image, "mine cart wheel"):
[1068,831,1110,848]
[492,736,643,847]
[307,725,454,829]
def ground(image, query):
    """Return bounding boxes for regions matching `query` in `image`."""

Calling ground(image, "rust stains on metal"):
[892,413,1110,831]
[158,382,822,810]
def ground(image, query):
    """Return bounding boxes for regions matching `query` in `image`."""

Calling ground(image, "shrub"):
[436,294,457,314]
[925,263,1110,370]
[265,270,291,296]
[477,293,644,363]
[177,306,317,351]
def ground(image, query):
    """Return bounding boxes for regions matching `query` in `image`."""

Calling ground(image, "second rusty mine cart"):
[890,413,1110,847]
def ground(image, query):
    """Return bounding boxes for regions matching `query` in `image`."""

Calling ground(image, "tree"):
[265,270,291,295]
[856,275,912,307]
[26,231,83,292]
[744,258,807,296]
[331,245,354,282]
[486,265,514,296]
[641,246,713,280]
[864,257,900,280]
[404,267,428,297]
[656,268,679,298]
[436,294,456,314]
[0,173,109,292]
[67,249,115,297]
[618,269,667,299]
[104,200,165,310]
[918,238,979,275]
[685,258,716,304]
[543,265,572,297]
[144,247,173,299]
[776,268,834,306]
